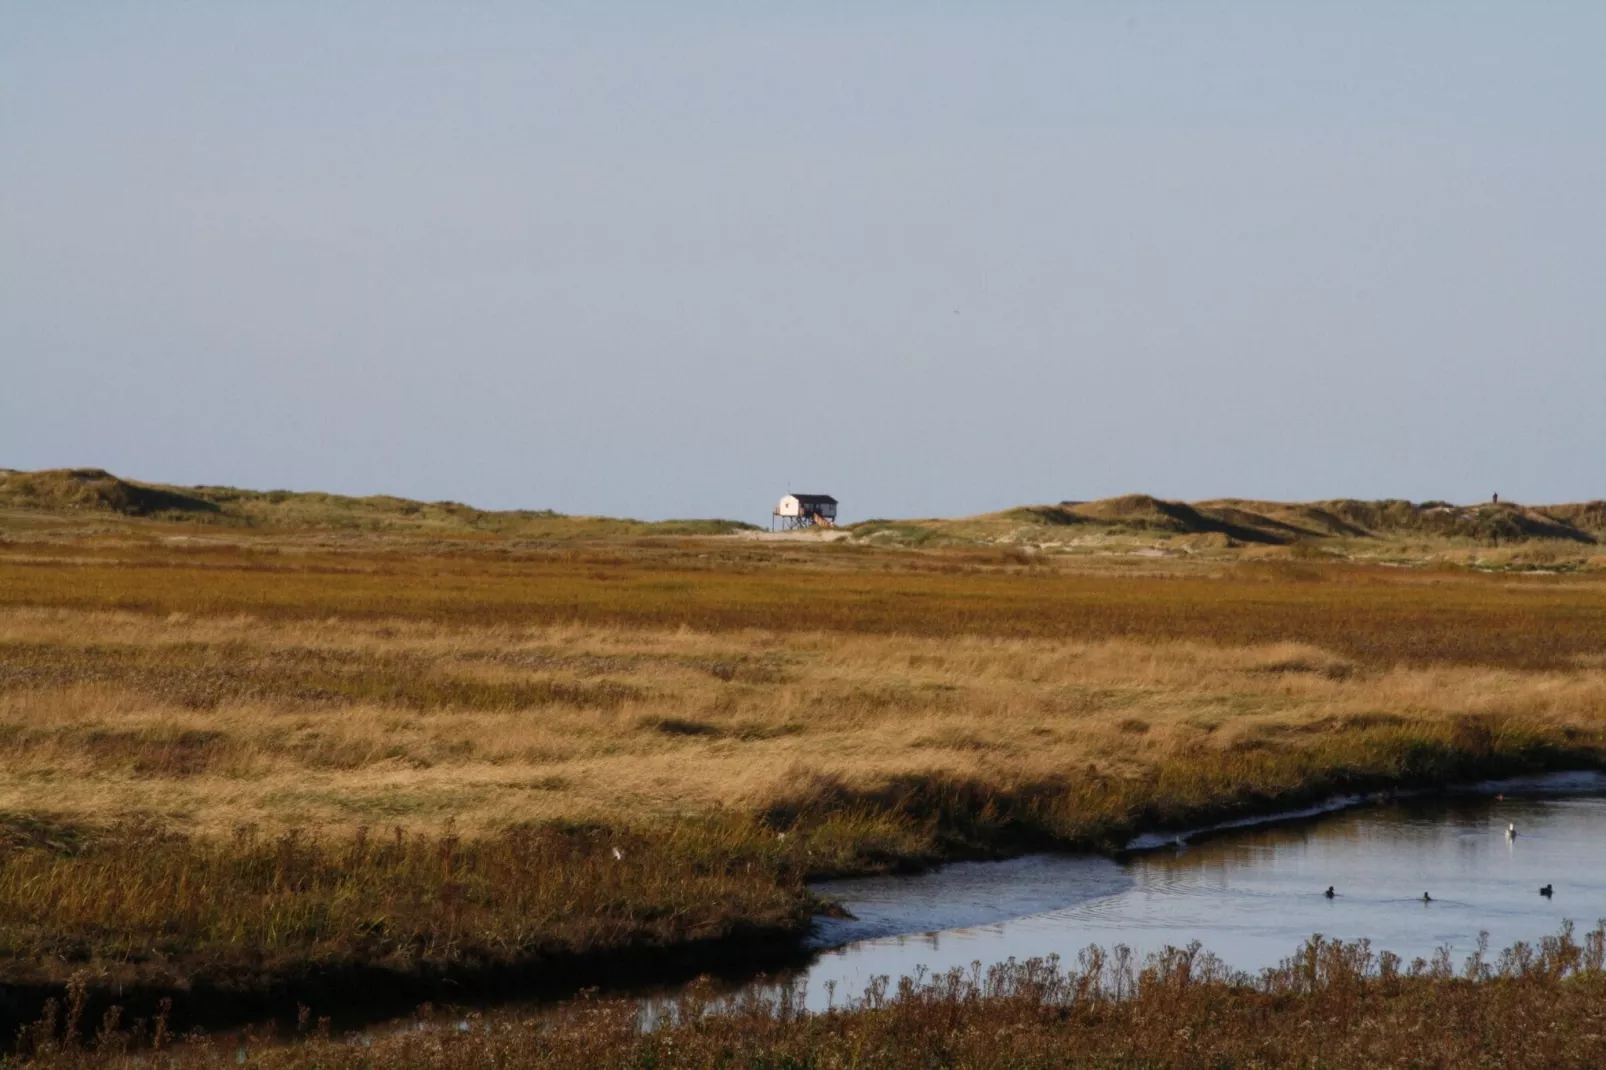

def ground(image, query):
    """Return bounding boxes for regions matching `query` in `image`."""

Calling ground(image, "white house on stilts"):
[772,493,838,531]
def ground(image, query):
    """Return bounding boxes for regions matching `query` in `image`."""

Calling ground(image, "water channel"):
[744,772,1606,1012]
[343,773,1606,1043]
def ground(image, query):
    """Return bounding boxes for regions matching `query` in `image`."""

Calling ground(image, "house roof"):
[787,494,837,505]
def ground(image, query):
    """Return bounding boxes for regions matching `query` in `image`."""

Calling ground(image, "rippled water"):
[773,777,1606,1011]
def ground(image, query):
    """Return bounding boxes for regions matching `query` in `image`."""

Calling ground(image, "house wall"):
[775,496,836,519]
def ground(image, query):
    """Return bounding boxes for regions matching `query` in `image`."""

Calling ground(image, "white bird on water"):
[1507,823,1517,838]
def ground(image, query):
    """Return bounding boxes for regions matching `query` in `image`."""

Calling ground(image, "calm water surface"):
[772,780,1606,1010]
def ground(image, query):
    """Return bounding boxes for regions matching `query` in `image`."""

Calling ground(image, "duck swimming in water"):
[1507,823,1517,838]
[1324,886,1335,899]
[1541,884,1554,897]
[1422,892,1433,902]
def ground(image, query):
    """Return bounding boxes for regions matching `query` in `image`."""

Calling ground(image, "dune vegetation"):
[2,468,1606,1058]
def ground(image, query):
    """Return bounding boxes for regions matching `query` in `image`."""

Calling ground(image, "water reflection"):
[770,788,1606,1012]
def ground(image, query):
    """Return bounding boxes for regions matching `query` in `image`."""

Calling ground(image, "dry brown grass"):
[2,608,1604,836]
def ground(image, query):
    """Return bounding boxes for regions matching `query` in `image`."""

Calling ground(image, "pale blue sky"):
[4,3,1603,522]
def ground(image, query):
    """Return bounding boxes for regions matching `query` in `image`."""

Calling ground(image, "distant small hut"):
[773,493,838,531]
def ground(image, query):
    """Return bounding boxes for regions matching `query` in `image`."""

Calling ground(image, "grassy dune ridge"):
[0,468,757,536]
[6,465,1605,549]
[2,483,1606,1045]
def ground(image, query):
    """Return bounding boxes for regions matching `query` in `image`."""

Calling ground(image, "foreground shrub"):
[11,925,1606,1068]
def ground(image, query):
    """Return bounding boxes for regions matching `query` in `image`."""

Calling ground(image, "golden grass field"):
[2,478,1606,1052]
[4,603,1606,838]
